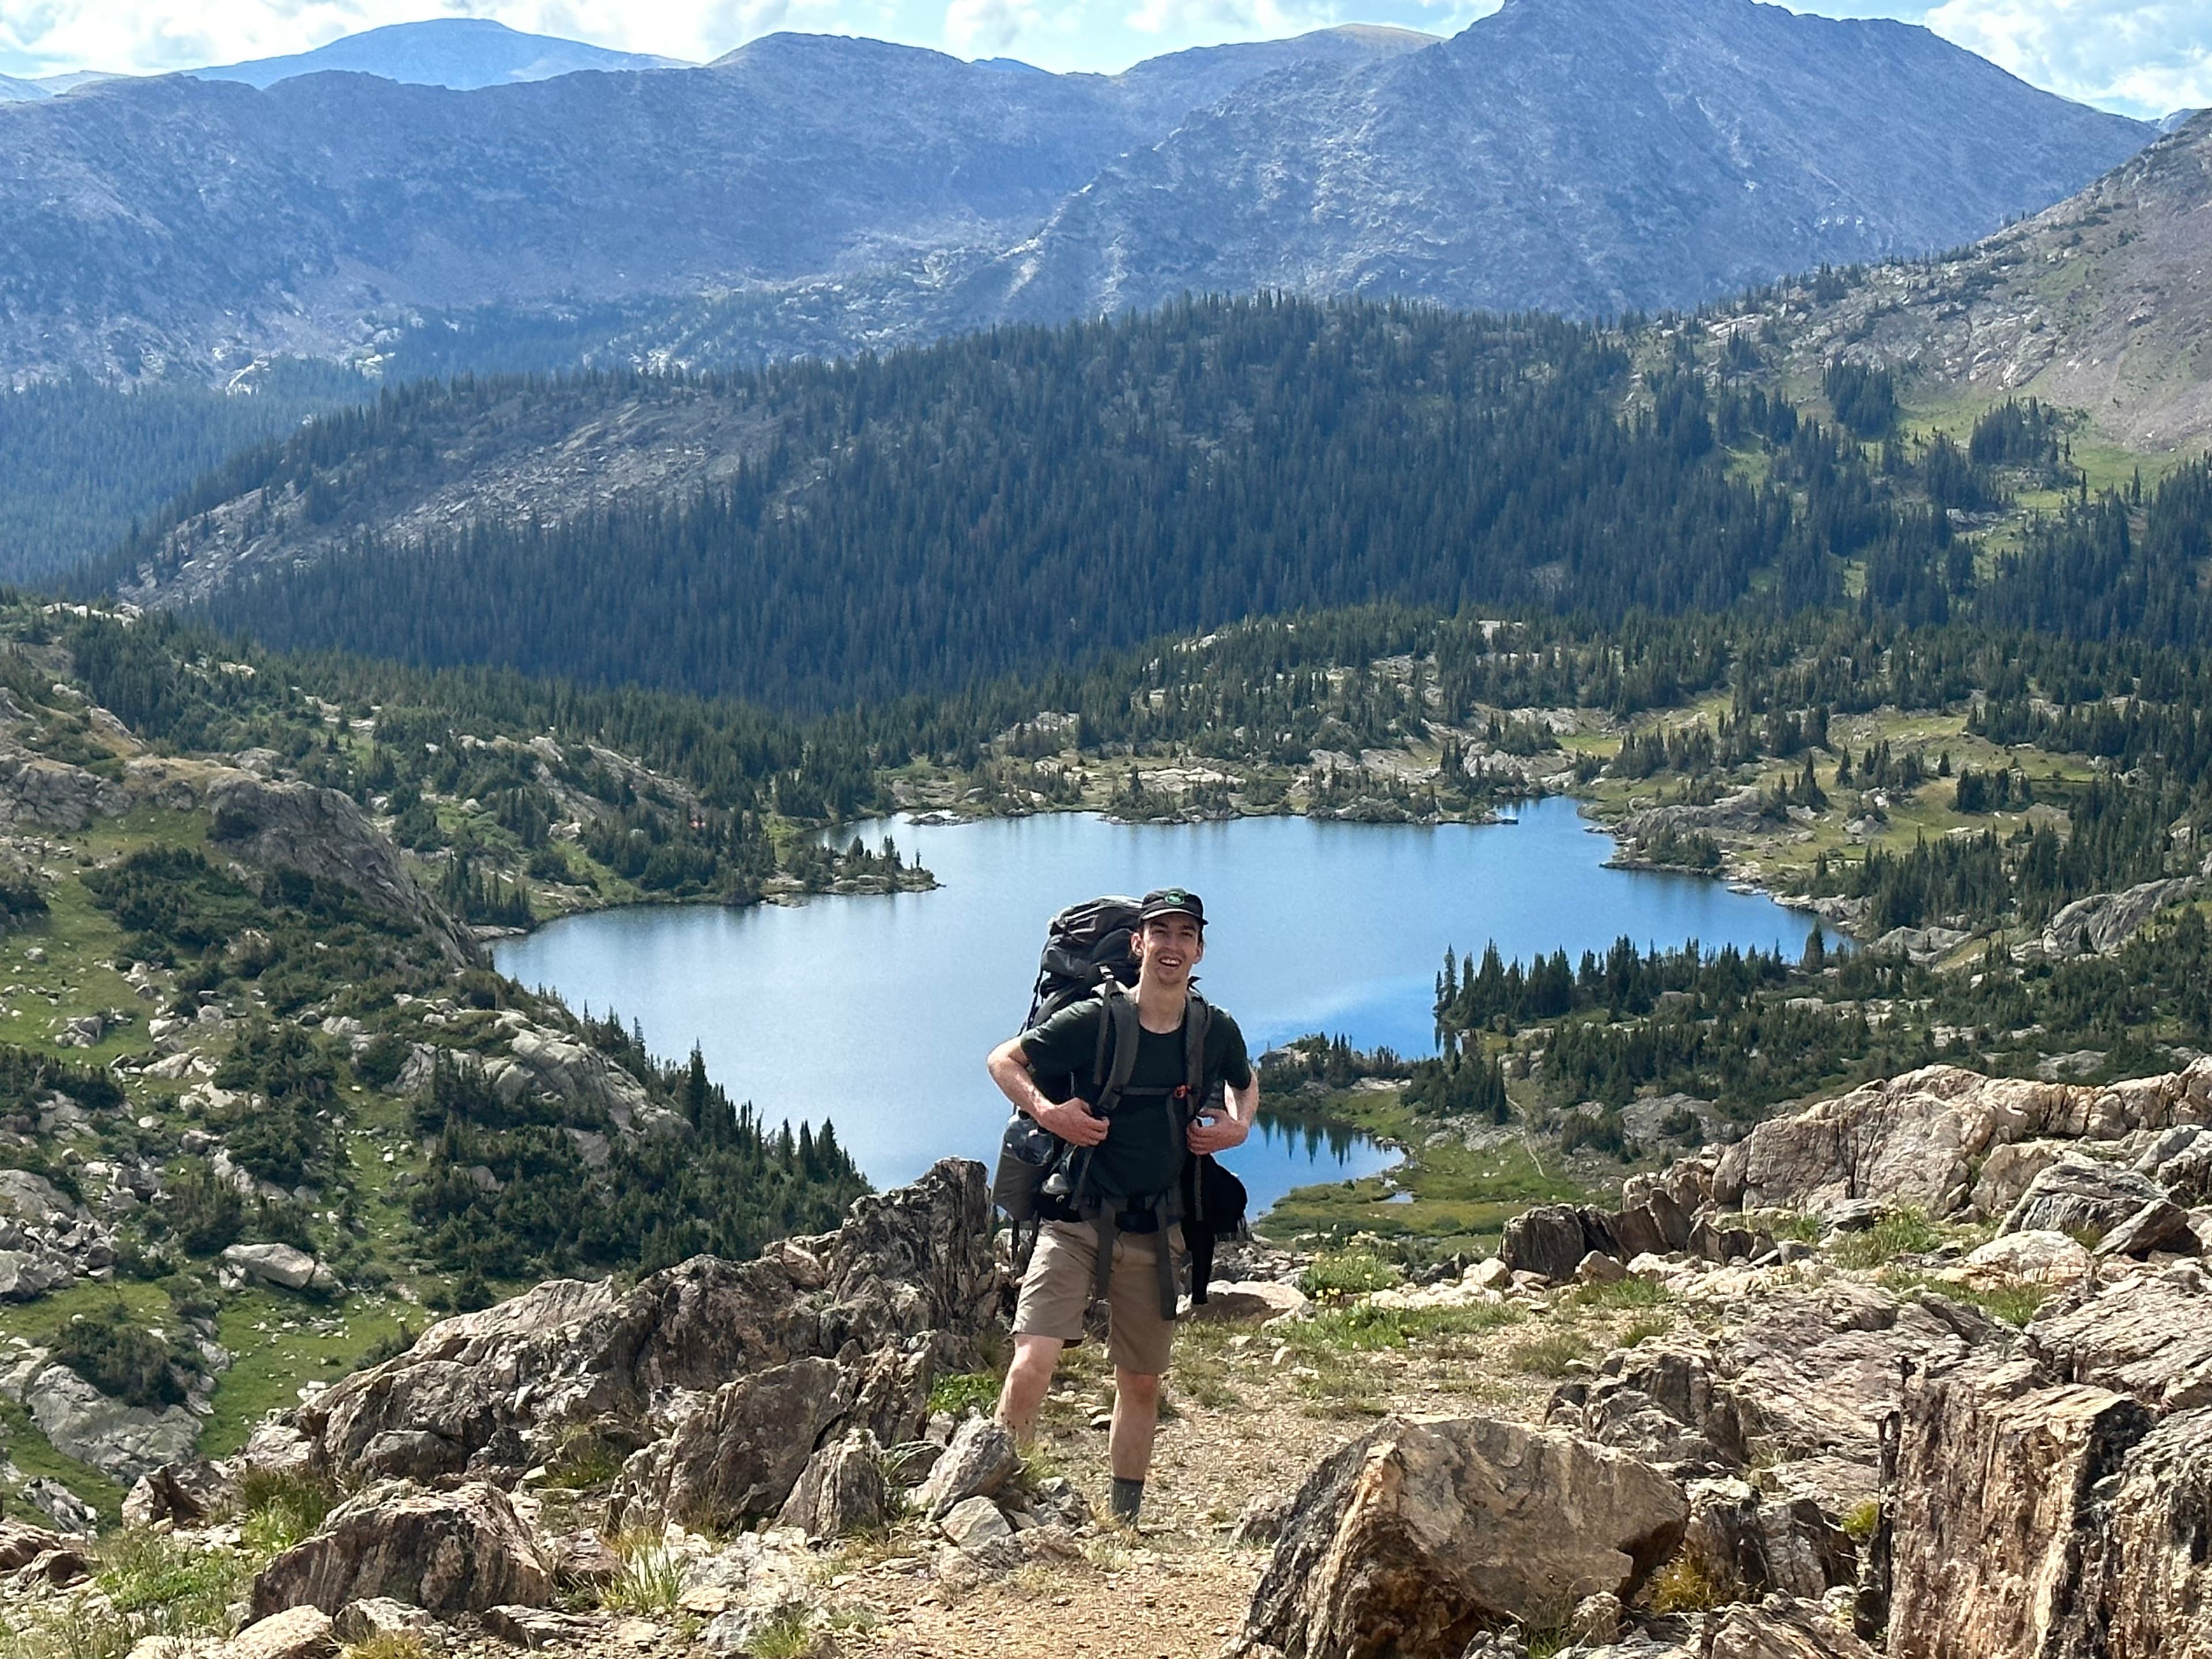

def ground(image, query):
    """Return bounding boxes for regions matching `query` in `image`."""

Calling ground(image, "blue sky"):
[1,0,2203,118]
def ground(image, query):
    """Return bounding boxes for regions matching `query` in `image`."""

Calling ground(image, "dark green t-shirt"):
[1018,997,1252,1202]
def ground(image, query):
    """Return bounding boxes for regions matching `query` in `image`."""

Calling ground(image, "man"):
[986,887,1259,1526]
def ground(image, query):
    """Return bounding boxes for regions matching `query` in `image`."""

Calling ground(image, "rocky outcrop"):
[1706,1061,2212,1220]
[0,753,128,830]
[251,1481,553,1618]
[1502,1189,1695,1283]
[1236,1414,1686,1658]
[4,1358,200,1483]
[1879,1260,2212,1657]
[205,776,475,967]
[479,1027,660,1134]
[2039,877,2197,957]
[1554,1282,2004,1490]
[296,1160,999,1483]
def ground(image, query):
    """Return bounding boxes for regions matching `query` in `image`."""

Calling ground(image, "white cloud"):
[1785,0,2210,118]
[1919,0,2210,115]
[944,0,1039,54]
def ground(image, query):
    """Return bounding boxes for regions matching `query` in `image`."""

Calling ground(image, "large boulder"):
[251,1481,553,1618]
[16,1359,199,1483]
[204,775,475,967]
[1235,1415,1686,1659]
[1501,1205,1620,1282]
[611,1357,850,1530]
[123,1457,236,1527]
[222,1243,343,1296]
[297,1160,999,1482]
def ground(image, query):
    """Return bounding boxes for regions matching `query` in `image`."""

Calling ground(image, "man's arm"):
[1187,1071,1257,1155]
[987,1036,1108,1146]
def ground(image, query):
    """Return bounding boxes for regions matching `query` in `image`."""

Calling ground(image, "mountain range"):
[189,18,688,90]
[0,0,2154,384]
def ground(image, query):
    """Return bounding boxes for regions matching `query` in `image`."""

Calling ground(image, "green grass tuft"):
[1505,1330,1590,1378]
[1829,1207,1942,1269]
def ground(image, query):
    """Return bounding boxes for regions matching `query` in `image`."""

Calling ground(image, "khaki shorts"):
[1013,1219,1180,1376]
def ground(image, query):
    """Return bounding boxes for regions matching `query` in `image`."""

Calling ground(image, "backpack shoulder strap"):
[1183,988,1211,1100]
[1094,976,1141,1115]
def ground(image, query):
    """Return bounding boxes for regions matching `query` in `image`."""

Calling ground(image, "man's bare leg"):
[995,1332,1064,1448]
[1108,1368,1161,1523]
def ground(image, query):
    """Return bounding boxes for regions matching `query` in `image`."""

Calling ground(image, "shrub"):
[1841,1498,1881,1544]
[354,1033,414,1090]
[1298,1248,1402,1302]
[925,1370,1001,1418]
[53,1304,189,1410]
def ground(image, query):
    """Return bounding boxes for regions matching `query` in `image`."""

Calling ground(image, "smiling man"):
[986,886,1258,1525]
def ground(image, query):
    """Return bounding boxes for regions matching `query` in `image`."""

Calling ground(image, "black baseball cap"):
[1137,887,1205,927]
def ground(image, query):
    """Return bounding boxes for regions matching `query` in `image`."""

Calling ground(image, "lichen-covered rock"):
[250,1480,553,1618]
[1999,1156,2164,1238]
[774,1429,887,1541]
[613,1357,850,1529]
[917,1416,1022,1521]
[1236,1414,1687,1659]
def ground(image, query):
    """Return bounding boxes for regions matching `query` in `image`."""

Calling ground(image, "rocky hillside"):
[1744,110,2212,449]
[4,1059,2203,1659]
[0,0,2148,384]
[972,0,2151,327]
[0,601,934,1533]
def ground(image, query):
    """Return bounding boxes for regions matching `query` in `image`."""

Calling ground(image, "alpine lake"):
[495,797,1833,1230]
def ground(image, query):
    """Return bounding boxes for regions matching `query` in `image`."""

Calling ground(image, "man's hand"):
[1185,1109,1247,1155]
[1188,1075,1259,1156]
[1033,1096,1108,1147]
